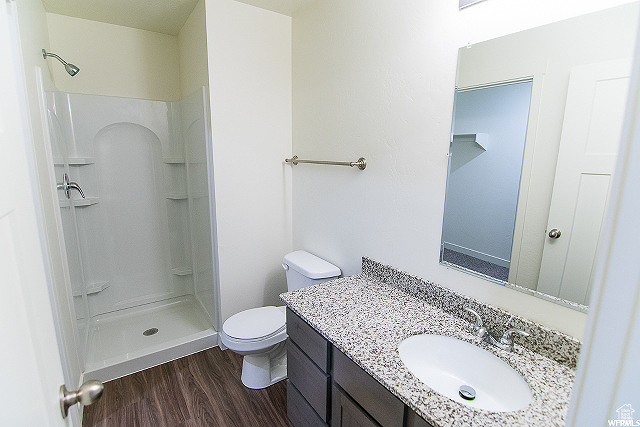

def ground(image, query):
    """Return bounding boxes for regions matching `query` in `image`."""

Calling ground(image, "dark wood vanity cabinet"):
[286,309,331,426]
[286,309,433,427]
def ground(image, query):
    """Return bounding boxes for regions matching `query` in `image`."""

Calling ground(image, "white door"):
[0,2,70,426]
[537,59,631,305]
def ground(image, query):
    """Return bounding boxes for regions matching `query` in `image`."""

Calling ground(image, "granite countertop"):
[280,259,578,427]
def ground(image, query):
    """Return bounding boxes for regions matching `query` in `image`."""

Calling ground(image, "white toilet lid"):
[223,306,286,340]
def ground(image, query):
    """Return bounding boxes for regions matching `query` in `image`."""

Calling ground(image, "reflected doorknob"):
[548,228,562,239]
[59,380,104,418]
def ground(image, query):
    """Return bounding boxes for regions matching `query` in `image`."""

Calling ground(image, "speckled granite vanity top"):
[280,257,581,427]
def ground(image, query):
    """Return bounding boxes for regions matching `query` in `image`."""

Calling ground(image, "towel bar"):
[284,155,366,170]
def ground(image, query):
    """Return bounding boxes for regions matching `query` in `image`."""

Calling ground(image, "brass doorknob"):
[548,228,562,239]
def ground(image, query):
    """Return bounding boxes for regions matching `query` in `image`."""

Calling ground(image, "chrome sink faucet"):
[463,307,529,352]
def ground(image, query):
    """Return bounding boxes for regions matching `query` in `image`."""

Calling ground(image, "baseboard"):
[443,242,510,268]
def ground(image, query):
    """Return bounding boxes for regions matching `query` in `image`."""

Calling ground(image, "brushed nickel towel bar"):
[285,155,367,170]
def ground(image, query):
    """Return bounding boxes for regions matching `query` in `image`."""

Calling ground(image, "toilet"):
[220,250,341,389]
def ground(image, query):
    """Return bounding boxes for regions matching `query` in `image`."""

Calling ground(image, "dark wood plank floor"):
[83,347,293,426]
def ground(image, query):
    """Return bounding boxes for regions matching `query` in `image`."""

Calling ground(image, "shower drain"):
[143,328,159,336]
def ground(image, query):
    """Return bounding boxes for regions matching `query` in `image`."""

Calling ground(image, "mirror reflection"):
[442,81,533,282]
[440,2,639,308]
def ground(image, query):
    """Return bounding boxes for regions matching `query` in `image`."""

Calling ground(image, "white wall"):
[178,0,209,98]
[444,82,532,265]
[292,0,636,338]
[205,0,292,322]
[46,13,181,101]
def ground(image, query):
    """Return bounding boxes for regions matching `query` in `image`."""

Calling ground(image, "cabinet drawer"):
[287,381,328,427]
[332,348,404,427]
[332,384,380,427]
[287,340,330,421]
[287,309,330,372]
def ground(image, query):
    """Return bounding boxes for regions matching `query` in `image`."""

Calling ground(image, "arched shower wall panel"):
[93,123,179,312]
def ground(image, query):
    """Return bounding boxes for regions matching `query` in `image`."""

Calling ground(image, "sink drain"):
[143,328,159,336]
[459,385,476,401]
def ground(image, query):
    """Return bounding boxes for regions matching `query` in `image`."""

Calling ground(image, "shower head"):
[42,49,80,76]
[64,63,80,76]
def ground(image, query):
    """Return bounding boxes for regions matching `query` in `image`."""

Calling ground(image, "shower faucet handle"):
[57,173,86,199]
[67,181,85,198]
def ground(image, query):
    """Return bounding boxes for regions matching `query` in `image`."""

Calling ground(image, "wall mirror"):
[440,2,639,310]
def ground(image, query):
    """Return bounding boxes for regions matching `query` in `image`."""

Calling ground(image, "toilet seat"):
[221,306,287,352]
[223,306,286,340]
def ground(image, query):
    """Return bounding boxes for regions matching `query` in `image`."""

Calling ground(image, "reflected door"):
[537,59,631,305]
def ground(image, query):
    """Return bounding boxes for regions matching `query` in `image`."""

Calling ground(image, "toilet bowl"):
[221,251,341,389]
[220,306,288,389]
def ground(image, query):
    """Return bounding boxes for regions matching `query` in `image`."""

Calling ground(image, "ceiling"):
[234,0,313,16]
[42,0,313,36]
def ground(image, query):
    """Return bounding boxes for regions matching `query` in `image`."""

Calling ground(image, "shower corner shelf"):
[53,156,95,166]
[164,157,186,164]
[187,160,207,165]
[165,192,188,200]
[72,281,110,297]
[171,267,193,276]
[165,192,208,200]
[59,197,99,208]
[190,191,208,199]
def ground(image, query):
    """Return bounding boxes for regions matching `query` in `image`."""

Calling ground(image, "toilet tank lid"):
[283,250,341,279]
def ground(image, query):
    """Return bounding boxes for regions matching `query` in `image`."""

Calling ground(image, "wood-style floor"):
[83,347,293,426]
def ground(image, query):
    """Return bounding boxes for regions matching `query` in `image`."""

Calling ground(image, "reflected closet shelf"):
[452,133,489,150]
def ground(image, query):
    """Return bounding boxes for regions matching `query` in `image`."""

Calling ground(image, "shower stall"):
[46,88,219,381]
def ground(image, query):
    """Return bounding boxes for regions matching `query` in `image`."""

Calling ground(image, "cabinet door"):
[333,348,404,426]
[406,409,434,427]
[332,385,380,427]
[287,381,327,427]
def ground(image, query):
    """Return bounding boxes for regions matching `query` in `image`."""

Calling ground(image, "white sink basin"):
[398,334,532,412]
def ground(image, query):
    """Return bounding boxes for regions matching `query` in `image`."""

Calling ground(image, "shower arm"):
[42,49,69,65]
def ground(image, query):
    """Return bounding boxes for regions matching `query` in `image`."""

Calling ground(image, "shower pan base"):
[84,295,217,382]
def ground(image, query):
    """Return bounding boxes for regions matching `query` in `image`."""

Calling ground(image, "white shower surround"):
[47,89,218,381]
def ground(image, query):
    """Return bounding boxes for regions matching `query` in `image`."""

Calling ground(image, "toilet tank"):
[283,250,341,291]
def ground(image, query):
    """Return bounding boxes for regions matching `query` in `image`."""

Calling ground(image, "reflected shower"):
[42,49,79,76]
